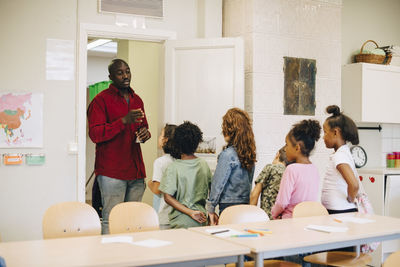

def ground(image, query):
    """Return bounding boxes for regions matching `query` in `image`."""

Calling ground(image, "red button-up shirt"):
[87,84,149,180]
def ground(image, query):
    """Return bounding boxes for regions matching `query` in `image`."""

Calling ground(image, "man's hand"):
[136,127,151,143]
[208,212,219,225]
[122,109,144,124]
[190,210,207,224]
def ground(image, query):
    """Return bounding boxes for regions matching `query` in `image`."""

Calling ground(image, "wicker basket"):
[354,40,392,65]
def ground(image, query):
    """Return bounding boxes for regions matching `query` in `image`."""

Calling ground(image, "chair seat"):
[303,251,372,267]
[226,259,301,267]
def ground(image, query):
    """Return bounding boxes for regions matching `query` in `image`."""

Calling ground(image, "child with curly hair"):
[159,121,212,228]
[271,119,321,219]
[206,108,256,225]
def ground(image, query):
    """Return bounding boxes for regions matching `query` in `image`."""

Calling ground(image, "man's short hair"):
[108,59,129,75]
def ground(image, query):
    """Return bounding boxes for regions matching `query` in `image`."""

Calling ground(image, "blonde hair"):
[222,108,256,171]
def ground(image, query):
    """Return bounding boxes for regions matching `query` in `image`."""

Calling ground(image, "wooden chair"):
[383,250,400,267]
[108,201,159,234]
[221,205,300,267]
[292,201,329,218]
[42,201,101,239]
[219,204,269,225]
[292,201,372,267]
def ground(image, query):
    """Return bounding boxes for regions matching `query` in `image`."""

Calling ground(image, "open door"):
[164,37,244,169]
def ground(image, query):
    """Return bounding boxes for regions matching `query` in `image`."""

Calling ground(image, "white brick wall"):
[224,0,342,193]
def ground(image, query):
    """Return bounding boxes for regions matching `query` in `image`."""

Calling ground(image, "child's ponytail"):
[325,105,359,145]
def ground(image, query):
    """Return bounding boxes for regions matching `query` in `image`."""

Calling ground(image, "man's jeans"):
[97,175,145,234]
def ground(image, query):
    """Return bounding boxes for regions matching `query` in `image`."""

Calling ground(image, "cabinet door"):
[362,65,400,123]
[385,175,400,216]
[360,173,384,215]
[342,63,400,123]
[383,175,400,253]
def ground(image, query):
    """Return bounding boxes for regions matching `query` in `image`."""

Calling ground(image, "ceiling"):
[87,38,117,58]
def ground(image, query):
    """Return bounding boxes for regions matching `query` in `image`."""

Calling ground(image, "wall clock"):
[350,145,367,168]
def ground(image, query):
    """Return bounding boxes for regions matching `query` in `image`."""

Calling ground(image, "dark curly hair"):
[162,124,177,154]
[170,121,203,159]
[222,108,256,171]
[325,105,359,145]
[288,119,321,157]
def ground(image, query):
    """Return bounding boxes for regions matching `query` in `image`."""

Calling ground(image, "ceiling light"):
[87,39,112,50]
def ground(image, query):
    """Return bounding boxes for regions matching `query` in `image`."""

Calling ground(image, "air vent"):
[99,0,163,18]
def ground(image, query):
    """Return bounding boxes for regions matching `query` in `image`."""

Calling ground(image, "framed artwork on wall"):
[98,0,163,18]
[283,57,316,115]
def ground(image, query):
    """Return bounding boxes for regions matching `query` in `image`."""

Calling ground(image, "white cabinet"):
[358,169,400,266]
[342,63,400,123]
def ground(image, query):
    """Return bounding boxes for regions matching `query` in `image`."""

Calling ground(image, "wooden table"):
[190,213,400,267]
[0,229,249,267]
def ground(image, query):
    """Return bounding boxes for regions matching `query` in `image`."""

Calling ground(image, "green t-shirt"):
[159,157,211,229]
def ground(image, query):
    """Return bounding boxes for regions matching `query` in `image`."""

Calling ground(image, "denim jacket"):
[206,146,254,213]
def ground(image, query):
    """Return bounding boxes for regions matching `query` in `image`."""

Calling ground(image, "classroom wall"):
[223,0,342,188]
[0,0,78,242]
[0,0,220,242]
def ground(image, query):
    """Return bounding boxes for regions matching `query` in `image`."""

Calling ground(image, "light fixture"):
[87,39,112,50]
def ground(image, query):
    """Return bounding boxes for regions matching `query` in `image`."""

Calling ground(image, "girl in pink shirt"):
[271,119,321,219]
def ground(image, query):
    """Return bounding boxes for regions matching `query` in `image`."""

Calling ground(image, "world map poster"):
[0,92,43,147]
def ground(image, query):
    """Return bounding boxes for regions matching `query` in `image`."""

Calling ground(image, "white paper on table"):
[205,228,246,237]
[335,217,375,224]
[132,239,172,248]
[101,236,133,244]
[305,224,348,233]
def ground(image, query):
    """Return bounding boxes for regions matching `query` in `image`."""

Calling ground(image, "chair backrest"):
[109,201,159,234]
[383,250,400,267]
[219,204,269,225]
[42,201,101,239]
[292,201,329,218]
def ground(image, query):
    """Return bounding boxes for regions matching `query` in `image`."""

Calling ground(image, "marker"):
[231,234,259,238]
[245,229,272,235]
[210,229,229,235]
[245,229,264,236]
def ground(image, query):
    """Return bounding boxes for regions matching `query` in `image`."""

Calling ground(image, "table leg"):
[254,253,263,267]
[236,254,244,267]
[355,245,360,257]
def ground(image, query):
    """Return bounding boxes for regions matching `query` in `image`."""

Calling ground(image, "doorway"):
[85,38,163,206]
[77,23,176,203]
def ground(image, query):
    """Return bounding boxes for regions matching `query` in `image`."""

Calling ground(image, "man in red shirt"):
[87,59,151,234]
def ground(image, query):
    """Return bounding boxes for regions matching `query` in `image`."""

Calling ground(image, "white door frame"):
[77,23,176,202]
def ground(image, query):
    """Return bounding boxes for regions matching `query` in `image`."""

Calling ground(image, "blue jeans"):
[97,175,146,234]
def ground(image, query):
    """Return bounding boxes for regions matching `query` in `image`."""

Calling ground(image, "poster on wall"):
[283,57,316,115]
[0,92,43,148]
[46,38,74,81]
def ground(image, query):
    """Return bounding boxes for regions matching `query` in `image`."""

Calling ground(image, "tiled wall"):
[356,124,400,168]
[223,0,342,185]
[381,124,400,166]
